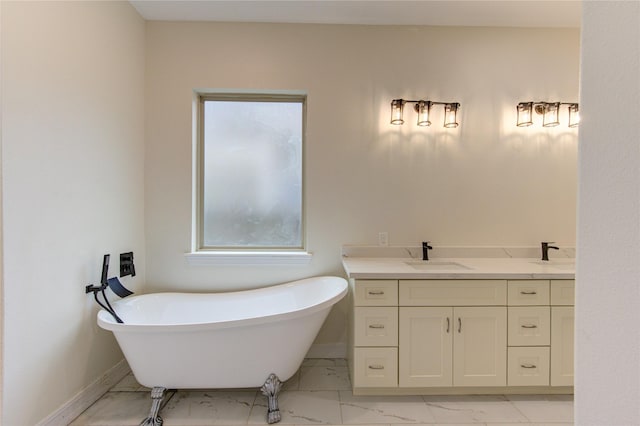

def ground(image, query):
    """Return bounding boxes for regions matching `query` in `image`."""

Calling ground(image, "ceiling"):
[129,1,581,28]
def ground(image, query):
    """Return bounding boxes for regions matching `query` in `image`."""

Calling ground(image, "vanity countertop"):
[342,256,575,280]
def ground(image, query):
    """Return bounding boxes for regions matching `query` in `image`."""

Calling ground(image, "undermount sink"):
[529,260,576,270]
[405,261,472,270]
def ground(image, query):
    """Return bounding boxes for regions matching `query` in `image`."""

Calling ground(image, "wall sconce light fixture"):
[567,103,580,128]
[517,101,579,128]
[391,99,461,128]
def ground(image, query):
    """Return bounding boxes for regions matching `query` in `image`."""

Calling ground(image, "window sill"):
[184,251,313,266]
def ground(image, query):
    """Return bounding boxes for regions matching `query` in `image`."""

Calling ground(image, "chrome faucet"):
[541,242,559,261]
[422,241,433,261]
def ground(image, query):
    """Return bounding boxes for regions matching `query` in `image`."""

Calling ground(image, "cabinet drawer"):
[354,307,398,347]
[551,280,575,305]
[508,347,550,386]
[508,307,550,346]
[399,280,507,306]
[353,347,398,388]
[508,280,550,305]
[354,280,398,306]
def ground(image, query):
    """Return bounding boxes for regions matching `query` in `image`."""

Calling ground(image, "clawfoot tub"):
[97,276,347,425]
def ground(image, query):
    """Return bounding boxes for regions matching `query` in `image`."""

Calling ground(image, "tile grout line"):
[337,388,344,425]
[244,390,259,425]
[506,395,535,423]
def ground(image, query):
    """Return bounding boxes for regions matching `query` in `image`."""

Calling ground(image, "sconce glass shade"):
[444,103,460,128]
[415,101,432,126]
[568,103,580,127]
[516,102,534,127]
[542,102,560,127]
[390,99,405,125]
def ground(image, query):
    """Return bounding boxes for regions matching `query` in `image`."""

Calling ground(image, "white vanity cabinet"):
[505,279,574,387]
[399,306,507,387]
[398,280,507,388]
[348,276,574,395]
[507,280,551,386]
[350,279,399,388]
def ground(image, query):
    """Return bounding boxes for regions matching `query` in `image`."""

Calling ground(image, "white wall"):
[1,2,146,425]
[576,2,640,424]
[145,22,579,346]
[0,0,4,419]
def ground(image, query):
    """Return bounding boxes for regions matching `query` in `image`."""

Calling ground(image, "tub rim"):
[97,275,347,333]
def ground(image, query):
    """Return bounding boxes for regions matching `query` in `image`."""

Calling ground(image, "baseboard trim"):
[306,342,346,359]
[36,358,130,426]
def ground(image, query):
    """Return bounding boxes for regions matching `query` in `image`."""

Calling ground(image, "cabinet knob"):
[368,364,385,370]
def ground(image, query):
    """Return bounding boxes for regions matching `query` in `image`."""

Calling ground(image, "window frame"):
[188,91,311,265]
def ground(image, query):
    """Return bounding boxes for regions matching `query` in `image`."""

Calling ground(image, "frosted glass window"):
[199,95,304,249]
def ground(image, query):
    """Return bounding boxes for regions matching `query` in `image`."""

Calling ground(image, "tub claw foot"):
[261,373,283,424]
[139,387,166,426]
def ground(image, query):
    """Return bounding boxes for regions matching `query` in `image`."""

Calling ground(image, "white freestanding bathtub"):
[98,276,347,425]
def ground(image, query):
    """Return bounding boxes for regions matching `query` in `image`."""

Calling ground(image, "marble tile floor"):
[70,359,573,426]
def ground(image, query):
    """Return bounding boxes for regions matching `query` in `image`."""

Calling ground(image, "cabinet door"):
[453,307,507,387]
[399,307,453,387]
[551,306,574,386]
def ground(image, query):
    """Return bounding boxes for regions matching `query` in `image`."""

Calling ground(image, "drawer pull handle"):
[521,364,537,369]
[368,291,385,296]
[368,364,385,370]
[369,324,385,329]
[458,318,462,333]
[521,324,538,329]
[446,317,450,333]
[520,291,537,295]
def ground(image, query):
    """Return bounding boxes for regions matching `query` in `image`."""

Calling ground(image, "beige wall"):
[0,11,583,423]
[576,2,640,424]
[1,2,146,424]
[145,22,580,346]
